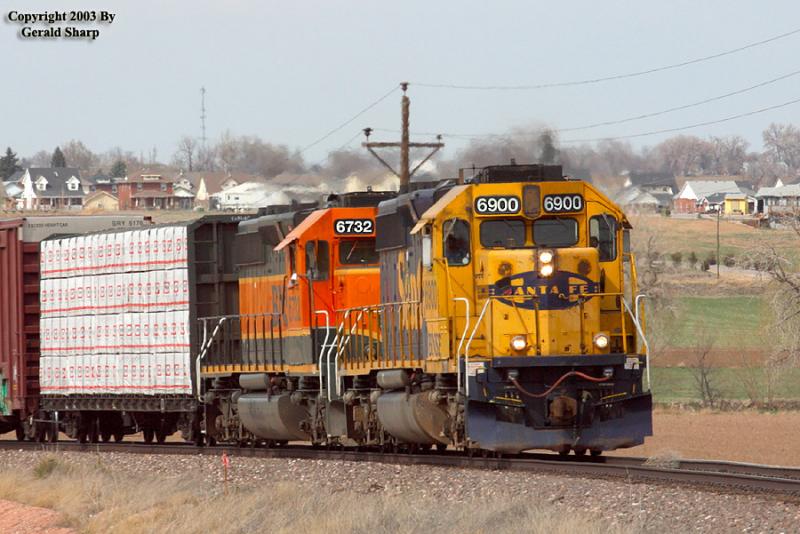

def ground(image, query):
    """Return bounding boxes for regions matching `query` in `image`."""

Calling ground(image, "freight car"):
[0,216,151,440]
[198,164,652,455]
[33,215,248,443]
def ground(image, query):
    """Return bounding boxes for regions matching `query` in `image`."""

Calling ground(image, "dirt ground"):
[0,499,73,534]
[616,408,800,466]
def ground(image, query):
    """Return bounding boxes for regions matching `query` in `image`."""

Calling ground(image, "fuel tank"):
[376,391,449,445]
[237,393,310,441]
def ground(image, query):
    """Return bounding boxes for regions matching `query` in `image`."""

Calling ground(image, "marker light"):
[540,264,554,277]
[593,333,610,349]
[510,335,528,352]
[539,250,554,264]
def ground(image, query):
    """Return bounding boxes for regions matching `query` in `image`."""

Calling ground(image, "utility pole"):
[362,82,444,193]
[717,207,725,280]
[200,86,207,149]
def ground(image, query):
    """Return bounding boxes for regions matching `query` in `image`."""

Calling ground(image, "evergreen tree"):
[110,160,127,178]
[0,147,21,179]
[51,146,67,168]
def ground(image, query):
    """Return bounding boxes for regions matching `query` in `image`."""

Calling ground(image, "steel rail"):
[2,440,799,496]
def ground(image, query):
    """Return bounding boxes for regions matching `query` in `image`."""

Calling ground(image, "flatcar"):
[200,164,652,455]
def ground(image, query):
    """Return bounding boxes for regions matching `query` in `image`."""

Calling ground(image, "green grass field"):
[657,295,771,349]
[650,367,800,403]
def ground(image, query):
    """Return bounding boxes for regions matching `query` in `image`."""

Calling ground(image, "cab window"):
[589,215,617,261]
[533,218,578,247]
[480,219,526,248]
[339,239,379,265]
[443,219,470,266]
[305,240,330,280]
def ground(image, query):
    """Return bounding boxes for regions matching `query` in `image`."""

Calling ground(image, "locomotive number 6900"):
[474,196,520,215]
[543,194,584,213]
[334,219,374,235]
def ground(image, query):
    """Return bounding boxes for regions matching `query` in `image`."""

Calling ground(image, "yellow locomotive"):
[200,164,652,455]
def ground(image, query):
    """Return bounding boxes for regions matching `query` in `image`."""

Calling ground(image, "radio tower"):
[200,86,207,149]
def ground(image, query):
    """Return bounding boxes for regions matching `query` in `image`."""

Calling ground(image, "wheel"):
[558,448,571,458]
[113,431,124,443]
[35,424,47,443]
[48,423,59,443]
[101,431,112,443]
[574,447,588,456]
[15,425,25,442]
[590,449,603,457]
[155,430,167,444]
[143,428,154,444]
[78,430,88,444]
[435,443,447,452]
[481,448,490,458]
[88,424,99,444]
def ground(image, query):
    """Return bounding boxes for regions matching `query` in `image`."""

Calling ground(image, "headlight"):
[510,335,528,351]
[539,250,554,264]
[593,332,610,349]
[539,264,554,277]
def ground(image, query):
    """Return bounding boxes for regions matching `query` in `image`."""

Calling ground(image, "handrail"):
[315,310,330,391]
[325,309,351,402]
[464,298,491,397]
[452,297,470,394]
[195,316,227,403]
[334,310,365,396]
[622,299,651,391]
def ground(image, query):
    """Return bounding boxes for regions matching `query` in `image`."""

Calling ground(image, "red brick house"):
[105,171,195,210]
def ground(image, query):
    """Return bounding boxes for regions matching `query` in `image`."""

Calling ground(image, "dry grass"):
[0,456,632,534]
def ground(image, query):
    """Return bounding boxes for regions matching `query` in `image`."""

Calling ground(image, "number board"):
[474,196,520,215]
[542,194,584,213]
[334,219,374,235]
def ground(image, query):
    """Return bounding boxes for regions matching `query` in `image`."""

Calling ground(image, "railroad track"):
[2,440,799,496]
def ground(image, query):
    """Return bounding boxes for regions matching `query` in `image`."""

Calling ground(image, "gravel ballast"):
[1,449,798,533]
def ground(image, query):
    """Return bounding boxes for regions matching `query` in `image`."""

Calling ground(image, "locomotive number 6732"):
[334,219,374,235]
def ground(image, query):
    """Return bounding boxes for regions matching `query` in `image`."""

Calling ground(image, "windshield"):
[338,239,379,265]
[480,219,526,248]
[533,218,578,247]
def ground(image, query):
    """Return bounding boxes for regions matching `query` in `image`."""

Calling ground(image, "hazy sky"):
[2,0,800,164]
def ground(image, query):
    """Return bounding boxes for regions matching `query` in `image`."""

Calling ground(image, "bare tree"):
[174,136,197,171]
[689,324,719,408]
[763,123,800,175]
[61,140,98,173]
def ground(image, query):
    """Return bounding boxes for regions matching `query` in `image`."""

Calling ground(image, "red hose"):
[509,371,609,399]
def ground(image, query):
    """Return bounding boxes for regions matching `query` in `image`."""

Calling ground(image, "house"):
[623,171,678,193]
[83,190,119,211]
[673,180,743,213]
[176,171,265,209]
[615,186,671,212]
[114,170,195,210]
[210,181,276,211]
[11,168,85,210]
[755,183,800,215]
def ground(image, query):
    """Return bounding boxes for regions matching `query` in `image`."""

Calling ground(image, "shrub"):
[669,251,682,267]
[706,252,717,266]
[33,457,60,479]
[723,254,736,267]
[701,260,710,272]
[688,251,698,268]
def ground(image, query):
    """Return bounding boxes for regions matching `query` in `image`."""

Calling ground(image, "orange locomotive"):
[199,192,394,444]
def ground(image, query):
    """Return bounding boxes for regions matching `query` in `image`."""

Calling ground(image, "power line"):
[559,68,800,132]
[300,85,400,154]
[560,95,800,144]
[413,27,800,90]
[378,67,800,138]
